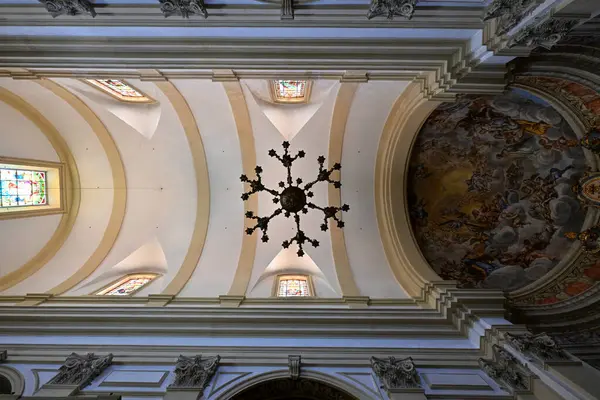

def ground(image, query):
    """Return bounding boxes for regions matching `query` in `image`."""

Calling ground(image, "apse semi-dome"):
[407,88,591,292]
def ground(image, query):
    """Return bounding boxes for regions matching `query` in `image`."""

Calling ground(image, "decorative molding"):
[0,350,5,362]
[159,0,207,18]
[479,344,532,392]
[48,353,113,389]
[483,0,539,35]
[371,356,421,390]
[281,0,293,20]
[366,0,417,20]
[288,355,301,380]
[505,332,570,363]
[38,0,96,18]
[169,355,220,392]
[508,17,580,50]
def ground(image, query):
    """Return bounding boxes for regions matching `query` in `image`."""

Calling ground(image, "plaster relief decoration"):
[513,76,600,130]
[38,0,96,17]
[281,0,293,19]
[288,355,301,380]
[48,353,113,389]
[240,141,349,257]
[159,0,207,18]
[408,89,589,291]
[370,356,421,390]
[572,172,600,210]
[508,16,579,50]
[484,0,539,35]
[169,355,220,393]
[479,344,532,392]
[367,0,417,20]
[505,332,570,363]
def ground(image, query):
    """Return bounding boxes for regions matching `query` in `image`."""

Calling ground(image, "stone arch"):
[212,370,371,400]
[0,366,25,396]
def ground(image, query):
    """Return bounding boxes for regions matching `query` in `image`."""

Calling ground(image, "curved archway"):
[230,378,358,400]
[0,366,25,396]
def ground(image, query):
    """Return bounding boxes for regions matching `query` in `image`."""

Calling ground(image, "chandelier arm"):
[286,165,293,185]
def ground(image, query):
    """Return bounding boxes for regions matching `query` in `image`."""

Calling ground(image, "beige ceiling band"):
[375,82,442,298]
[155,81,210,296]
[37,79,127,295]
[223,81,258,297]
[0,87,80,292]
[328,83,360,297]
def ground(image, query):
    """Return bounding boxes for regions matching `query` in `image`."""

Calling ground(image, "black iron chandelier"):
[240,141,349,257]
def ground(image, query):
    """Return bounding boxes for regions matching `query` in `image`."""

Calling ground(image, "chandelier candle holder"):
[240,141,349,257]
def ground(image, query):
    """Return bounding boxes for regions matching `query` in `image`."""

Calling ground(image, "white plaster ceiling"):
[0,76,411,299]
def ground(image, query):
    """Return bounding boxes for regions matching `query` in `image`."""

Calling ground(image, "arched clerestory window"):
[95,273,159,296]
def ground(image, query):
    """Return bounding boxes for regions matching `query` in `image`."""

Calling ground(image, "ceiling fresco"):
[408,88,591,291]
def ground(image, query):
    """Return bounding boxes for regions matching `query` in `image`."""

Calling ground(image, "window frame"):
[0,156,66,220]
[94,273,159,296]
[83,79,156,104]
[269,80,312,104]
[273,274,314,298]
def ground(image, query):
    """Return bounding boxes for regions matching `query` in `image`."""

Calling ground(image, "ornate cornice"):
[505,332,570,364]
[371,356,421,390]
[159,0,207,18]
[367,0,418,20]
[484,0,540,35]
[38,0,96,18]
[48,353,113,389]
[508,16,580,50]
[169,355,220,392]
[479,344,533,393]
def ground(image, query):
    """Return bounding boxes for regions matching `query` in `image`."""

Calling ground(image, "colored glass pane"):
[274,80,307,101]
[85,79,152,103]
[0,168,47,208]
[278,277,309,297]
[98,275,155,296]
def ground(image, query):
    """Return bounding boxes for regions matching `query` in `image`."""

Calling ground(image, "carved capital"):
[169,355,220,392]
[367,0,417,20]
[281,0,293,20]
[508,16,579,50]
[159,0,207,18]
[371,356,421,390]
[48,353,113,389]
[288,355,301,380]
[484,0,539,35]
[38,0,96,17]
[479,345,532,393]
[506,332,570,364]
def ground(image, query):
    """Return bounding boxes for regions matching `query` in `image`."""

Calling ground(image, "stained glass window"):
[85,79,154,103]
[277,275,311,297]
[0,168,47,208]
[271,80,311,103]
[96,274,158,296]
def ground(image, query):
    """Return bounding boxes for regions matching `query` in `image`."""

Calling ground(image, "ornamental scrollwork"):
[508,17,579,50]
[48,353,113,389]
[38,0,96,17]
[371,356,421,389]
[484,0,539,35]
[169,355,220,392]
[505,332,570,363]
[159,0,207,18]
[367,0,417,20]
[479,345,532,392]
